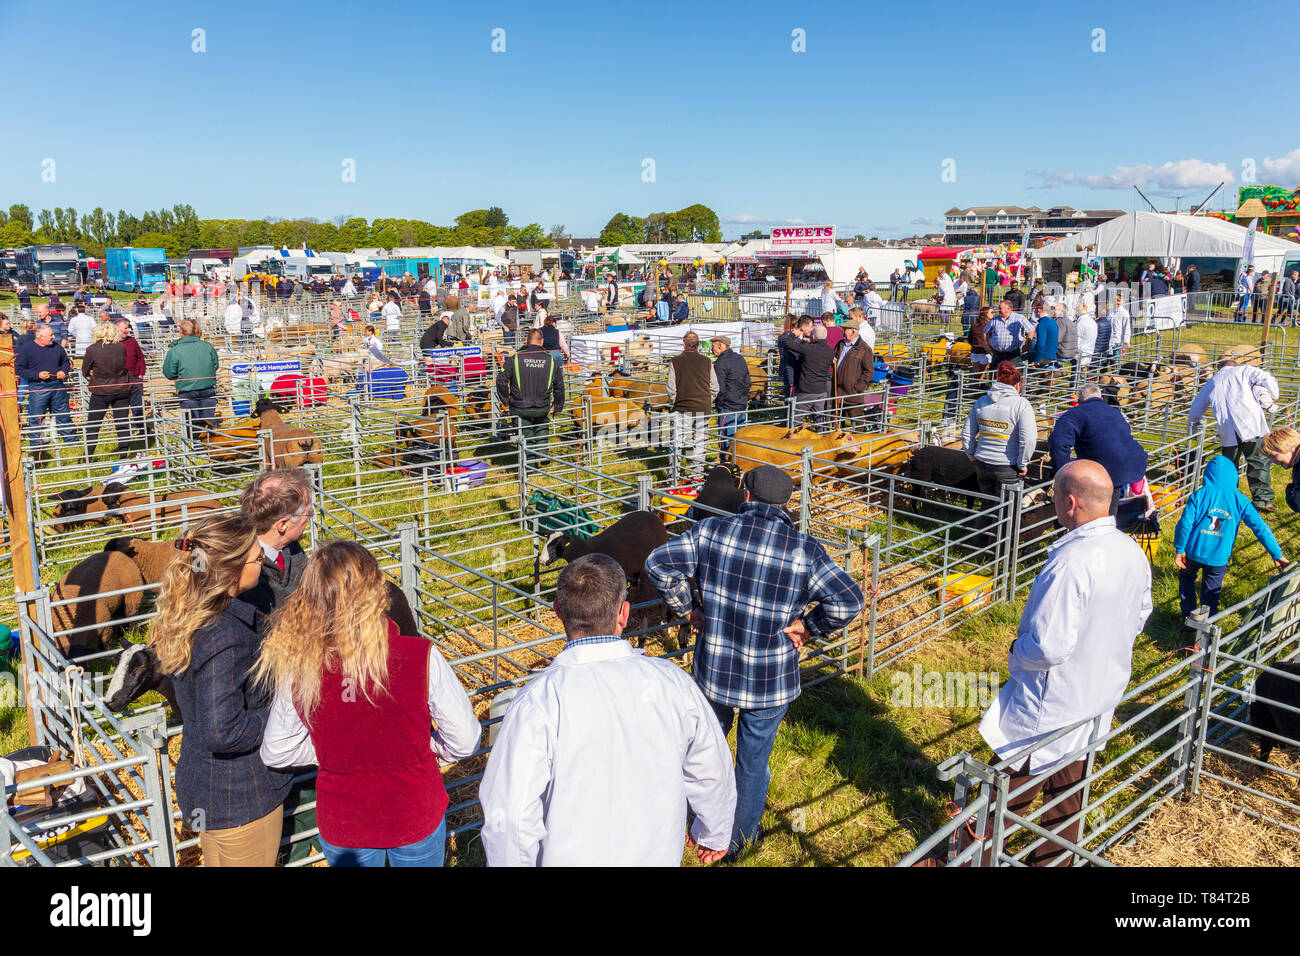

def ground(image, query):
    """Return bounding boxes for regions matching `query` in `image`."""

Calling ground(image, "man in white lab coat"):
[978,459,1152,866]
[479,553,736,866]
[1188,357,1280,511]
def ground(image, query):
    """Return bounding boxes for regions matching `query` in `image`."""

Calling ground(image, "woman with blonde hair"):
[81,320,136,457]
[257,540,478,867]
[149,513,292,866]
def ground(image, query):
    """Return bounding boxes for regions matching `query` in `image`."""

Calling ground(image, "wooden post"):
[1262,273,1280,347]
[785,265,792,316]
[1,343,38,745]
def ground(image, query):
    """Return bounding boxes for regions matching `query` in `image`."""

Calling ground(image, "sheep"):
[103,536,182,585]
[50,550,147,657]
[1251,661,1300,765]
[534,510,676,647]
[253,398,323,467]
[608,374,669,407]
[50,482,222,529]
[686,464,745,523]
[571,397,651,438]
[103,579,422,720]
[730,425,861,478]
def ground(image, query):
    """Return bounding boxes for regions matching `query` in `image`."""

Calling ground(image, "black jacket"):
[496,344,564,414]
[713,348,751,411]
[781,332,833,395]
[171,596,294,830]
[1003,289,1025,311]
[1186,270,1201,293]
[420,320,449,351]
[241,539,307,621]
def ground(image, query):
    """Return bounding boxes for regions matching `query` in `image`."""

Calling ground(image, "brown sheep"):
[50,482,223,528]
[50,551,147,657]
[103,536,182,585]
[253,399,324,467]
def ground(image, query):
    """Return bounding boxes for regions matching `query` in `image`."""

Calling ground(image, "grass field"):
[4,313,1300,867]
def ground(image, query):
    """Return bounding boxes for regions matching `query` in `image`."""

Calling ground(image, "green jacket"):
[162,335,219,393]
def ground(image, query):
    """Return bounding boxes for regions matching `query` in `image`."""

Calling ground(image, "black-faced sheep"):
[535,510,677,646]
[51,482,222,528]
[103,578,423,720]
[686,464,746,523]
[1252,661,1300,765]
[253,399,324,467]
[50,551,147,657]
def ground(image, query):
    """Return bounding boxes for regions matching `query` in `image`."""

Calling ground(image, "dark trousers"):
[128,383,145,434]
[1223,438,1273,506]
[975,462,1020,547]
[511,410,549,451]
[86,393,133,454]
[1179,560,1228,620]
[178,387,218,438]
[990,350,1019,367]
[997,758,1087,867]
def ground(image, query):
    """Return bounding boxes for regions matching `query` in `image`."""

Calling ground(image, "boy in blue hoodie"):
[1173,454,1288,621]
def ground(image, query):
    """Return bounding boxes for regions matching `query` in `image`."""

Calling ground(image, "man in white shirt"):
[341,276,357,298]
[67,307,97,357]
[978,459,1152,866]
[490,288,507,326]
[1189,357,1280,510]
[1107,293,1132,357]
[381,292,403,332]
[480,553,736,867]
[223,300,244,340]
[938,272,956,312]
[1073,306,1097,368]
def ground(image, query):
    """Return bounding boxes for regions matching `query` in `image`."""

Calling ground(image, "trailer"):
[105,247,169,293]
[18,244,80,292]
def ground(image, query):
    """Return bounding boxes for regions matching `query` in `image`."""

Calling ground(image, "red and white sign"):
[770,225,836,247]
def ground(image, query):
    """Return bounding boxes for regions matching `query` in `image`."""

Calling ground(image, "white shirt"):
[258,539,282,566]
[223,302,243,336]
[341,279,356,298]
[581,289,602,313]
[479,638,736,866]
[820,289,838,315]
[381,301,402,332]
[1075,314,1097,361]
[1188,363,1279,445]
[424,278,439,298]
[260,639,480,769]
[1109,306,1132,347]
[857,320,877,350]
[863,291,884,322]
[980,517,1152,772]
[490,292,507,320]
[938,274,956,307]
[68,313,96,355]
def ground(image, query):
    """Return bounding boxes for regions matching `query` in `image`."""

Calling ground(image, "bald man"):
[667,332,719,482]
[977,459,1152,866]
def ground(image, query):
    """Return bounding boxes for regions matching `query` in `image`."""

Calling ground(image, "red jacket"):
[123,334,146,380]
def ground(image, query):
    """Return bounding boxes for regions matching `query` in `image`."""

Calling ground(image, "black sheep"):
[535,510,677,647]
[686,464,745,522]
[1252,661,1300,765]
[905,446,980,499]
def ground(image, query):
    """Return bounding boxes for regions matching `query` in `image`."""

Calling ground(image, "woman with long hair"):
[149,513,292,867]
[81,320,135,457]
[968,306,992,377]
[256,540,478,867]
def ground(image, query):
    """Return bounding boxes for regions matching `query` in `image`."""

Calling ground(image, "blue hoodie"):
[1174,455,1282,566]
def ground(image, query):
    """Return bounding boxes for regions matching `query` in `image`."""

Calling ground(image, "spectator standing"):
[162,318,220,437]
[67,307,96,358]
[80,321,136,457]
[819,312,844,352]
[780,322,833,427]
[1279,270,1299,325]
[113,317,147,445]
[986,301,1033,367]
[1002,281,1025,312]
[1092,304,1112,372]
[1074,304,1098,369]
[1173,455,1287,622]
[1048,383,1148,512]
[540,314,569,363]
[711,335,750,457]
[258,541,478,867]
[1188,358,1280,511]
[833,316,874,428]
[978,460,1152,866]
[1235,266,1255,322]
[445,295,473,343]
[381,292,403,333]
[667,332,719,482]
[961,286,981,331]
[962,361,1037,499]
[1033,306,1059,366]
[480,554,736,866]
[15,323,73,463]
[645,466,863,858]
[1253,271,1273,324]
[496,328,564,451]
[148,513,293,867]
[1185,264,1201,294]
[968,306,992,377]
[500,294,519,348]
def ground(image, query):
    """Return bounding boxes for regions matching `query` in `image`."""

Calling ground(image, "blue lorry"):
[105,247,169,293]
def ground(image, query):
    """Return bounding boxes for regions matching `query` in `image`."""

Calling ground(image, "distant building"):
[944,205,1123,246]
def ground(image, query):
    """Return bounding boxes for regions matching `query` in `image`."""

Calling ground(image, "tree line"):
[597,204,723,247]
[0,204,555,259]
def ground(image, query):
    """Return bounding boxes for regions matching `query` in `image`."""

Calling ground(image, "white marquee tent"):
[1035,212,1300,277]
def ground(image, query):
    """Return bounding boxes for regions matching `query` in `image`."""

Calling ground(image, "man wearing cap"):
[667,332,719,482]
[779,322,834,428]
[710,335,750,458]
[644,465,864,859]
[833,315,874,428]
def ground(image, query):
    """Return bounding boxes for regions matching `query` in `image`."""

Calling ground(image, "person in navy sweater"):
[15,324,73,462]
[1048,383,1148,513]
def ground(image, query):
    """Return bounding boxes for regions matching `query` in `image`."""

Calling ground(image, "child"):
[1261,426,1300,512]
[1173,454,1288,622]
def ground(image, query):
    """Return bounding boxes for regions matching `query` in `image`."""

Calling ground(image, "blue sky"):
[3,0,1297,239]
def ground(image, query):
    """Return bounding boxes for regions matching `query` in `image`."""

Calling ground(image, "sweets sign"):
[770,225,836,247]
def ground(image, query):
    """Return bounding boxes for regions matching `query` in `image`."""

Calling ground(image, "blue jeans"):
[1179,560,1227,621]
[718,410,747,454]
[319,815,447,867]
[26,384,73,450]
[708,698,790,854]
[178,388,217,435]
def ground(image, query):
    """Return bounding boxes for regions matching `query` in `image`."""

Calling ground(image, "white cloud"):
[1027,170,1077,189]
[722,214,807,225]
[1027,160,1233,192]
[910,216,938,226]
[1262,149,1300,184]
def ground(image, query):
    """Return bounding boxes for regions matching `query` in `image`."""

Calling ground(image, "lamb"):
[50,551,147,658]
[253,398,324,467]
[103,579,422,720]
[1251,661,1300,765]
[51,482,222,528]
[686,464,745,522]
[103,536,182,585]
[534,510,675,647]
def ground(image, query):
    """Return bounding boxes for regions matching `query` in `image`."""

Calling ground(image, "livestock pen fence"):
[898,569,1300,867]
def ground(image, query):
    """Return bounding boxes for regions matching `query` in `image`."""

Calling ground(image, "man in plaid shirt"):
[645,465,863,858]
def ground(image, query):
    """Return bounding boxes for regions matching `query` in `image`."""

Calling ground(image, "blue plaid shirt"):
[987,312,1032,352]
[644,502,864,709]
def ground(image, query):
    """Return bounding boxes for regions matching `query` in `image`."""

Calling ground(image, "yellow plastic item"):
[1147,484,1178,512]
[657,489,697,521]
[939,572,993,608]
[1132,532,1160,563]
[876,340,908,359]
